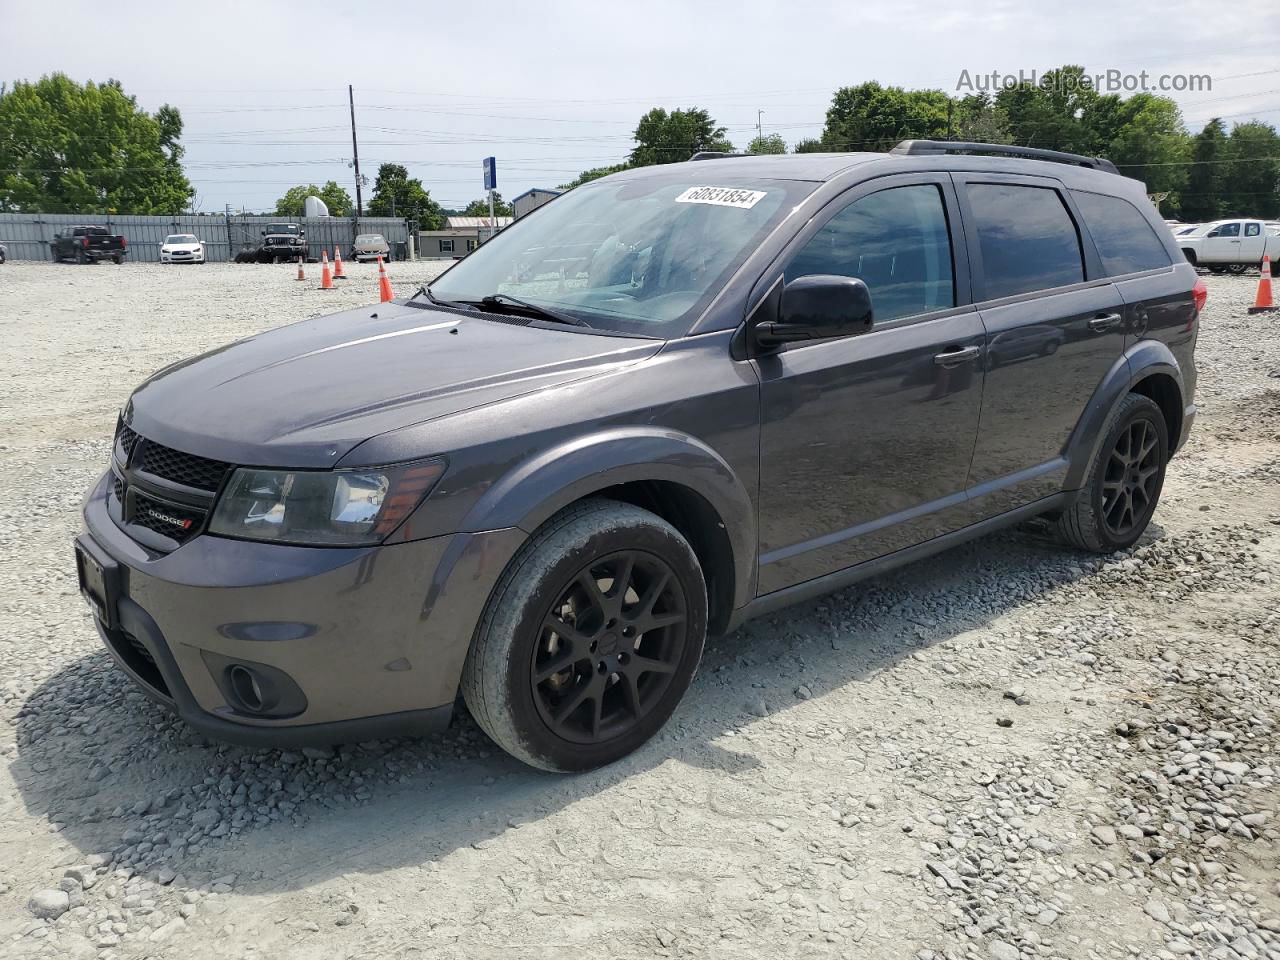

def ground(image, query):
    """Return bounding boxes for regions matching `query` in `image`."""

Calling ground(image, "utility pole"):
[349,85,363,220]
[756,109,764,139]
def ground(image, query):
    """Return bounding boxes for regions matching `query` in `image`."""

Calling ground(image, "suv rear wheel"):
[461,499,707,772]
[1057,393,1168,553]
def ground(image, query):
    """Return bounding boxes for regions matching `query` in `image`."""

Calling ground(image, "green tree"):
[951,93,1010,143]
[792,138,826,154]
[559,163,630,190]
[367,163,444,227]
[461,192,512,218]
[1181,119,1227,222]
[1096,93,1188,205]
[996,66,1099,153]
[1223,121,1280,218]
[747,133,787,155]
[629,107,733,166]
[820,82,951,152]
[0,73,193,213]
[273,180,353,217]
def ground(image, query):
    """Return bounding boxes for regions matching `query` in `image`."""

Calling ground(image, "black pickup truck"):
[51,226,128,264]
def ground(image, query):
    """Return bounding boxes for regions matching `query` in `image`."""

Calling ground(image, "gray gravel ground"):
[0,262,1277,960]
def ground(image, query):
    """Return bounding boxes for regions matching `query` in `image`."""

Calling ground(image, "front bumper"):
[162,251,204,263]
[79,471,526,746]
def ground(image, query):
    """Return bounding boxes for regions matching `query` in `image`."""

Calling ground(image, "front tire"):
[461,499,707,772]
[1057,393,1168,553]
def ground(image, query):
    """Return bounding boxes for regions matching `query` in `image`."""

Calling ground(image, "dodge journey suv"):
[77,141,1203,772]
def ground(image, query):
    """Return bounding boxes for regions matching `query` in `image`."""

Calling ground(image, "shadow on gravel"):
[11,517,1134,895]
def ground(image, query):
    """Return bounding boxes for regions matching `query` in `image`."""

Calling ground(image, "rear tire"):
[1057,393,1168,553]
[1226,263,1248,275]
[461,499,707,772]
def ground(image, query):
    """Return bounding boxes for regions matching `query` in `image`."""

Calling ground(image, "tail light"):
[81,236,89,248]
[1192,277,1207,314]
[121,237,128,250]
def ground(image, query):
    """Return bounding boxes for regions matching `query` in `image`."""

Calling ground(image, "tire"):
[112,254,122,265]
[1225,263,1248,275]
[461,498,708,772]
[1207,265,1226,274]
[1057,393,1168,553]
[77,250,87,265]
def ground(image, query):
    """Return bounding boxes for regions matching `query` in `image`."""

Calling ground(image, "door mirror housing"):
[755,275,874,347]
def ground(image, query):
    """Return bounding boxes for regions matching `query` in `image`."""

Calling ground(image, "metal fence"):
[0,213,414,263]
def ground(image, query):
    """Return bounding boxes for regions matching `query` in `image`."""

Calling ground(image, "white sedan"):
[160,234,206,264]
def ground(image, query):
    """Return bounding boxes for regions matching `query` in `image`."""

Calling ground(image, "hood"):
[127,302,662,468]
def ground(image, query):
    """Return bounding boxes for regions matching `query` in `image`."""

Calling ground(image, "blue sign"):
[483,156,497,191]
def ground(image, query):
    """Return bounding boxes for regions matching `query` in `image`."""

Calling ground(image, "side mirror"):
[260,230,266,236]
[755,275,874,347]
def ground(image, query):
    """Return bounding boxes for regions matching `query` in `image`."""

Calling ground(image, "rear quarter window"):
[1071,190,1172,276]
[966,183,1085,300]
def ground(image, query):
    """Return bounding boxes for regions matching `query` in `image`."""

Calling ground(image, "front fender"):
[457,427,756,610]
[1063,339,1184,490]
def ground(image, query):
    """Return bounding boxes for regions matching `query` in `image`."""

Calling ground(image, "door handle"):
[933,345,981,367]
[1088,312,1122,333]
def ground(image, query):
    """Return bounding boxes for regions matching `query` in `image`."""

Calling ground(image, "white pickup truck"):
[1177,219,1280,275]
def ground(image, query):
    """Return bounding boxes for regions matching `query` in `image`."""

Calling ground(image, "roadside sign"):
[483,157,497,191]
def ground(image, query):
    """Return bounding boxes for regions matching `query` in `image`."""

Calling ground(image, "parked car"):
[0,242,6,264]
[352,233,391,262]
[1177,219,1280,274]
[51,225,127,264]
[258,223,306,263]
[78,141,1202,772]
[160,234,206,264]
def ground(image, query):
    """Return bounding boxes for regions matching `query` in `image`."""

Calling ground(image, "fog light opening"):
[228,664,266,713]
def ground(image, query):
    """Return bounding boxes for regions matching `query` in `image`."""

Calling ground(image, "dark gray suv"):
[77,141,1204,771]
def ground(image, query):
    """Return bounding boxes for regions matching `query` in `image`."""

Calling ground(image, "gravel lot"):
[0,262,1277,960]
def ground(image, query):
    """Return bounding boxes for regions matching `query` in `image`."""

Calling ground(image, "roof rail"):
[889,140,1120,175]
[689,151,748,161]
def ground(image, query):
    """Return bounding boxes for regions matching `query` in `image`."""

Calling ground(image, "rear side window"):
[967,183,1084,299]
[1245,222,1261,237]
[1072,191,1172,276]
[785,184,955,322]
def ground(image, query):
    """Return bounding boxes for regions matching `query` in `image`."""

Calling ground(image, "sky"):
[2,0,1277,213]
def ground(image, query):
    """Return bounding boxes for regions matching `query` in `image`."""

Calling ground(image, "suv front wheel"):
[462,499,707,772]
[1057,392,1168,553]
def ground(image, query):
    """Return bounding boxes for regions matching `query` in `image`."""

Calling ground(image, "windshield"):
[356,234,384,243]
[165,235,197,244]
[265,224,300,235]
[426,172,812,337]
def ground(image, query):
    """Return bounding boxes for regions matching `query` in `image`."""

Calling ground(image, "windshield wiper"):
[415,285,471,310]
[477,293,591,328]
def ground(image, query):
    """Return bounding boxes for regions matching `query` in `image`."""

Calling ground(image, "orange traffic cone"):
[295,260,305,281]
[1248,255,1276,313]
[319,251,333,290]
[333,245,347,280]
[377,255,394,303]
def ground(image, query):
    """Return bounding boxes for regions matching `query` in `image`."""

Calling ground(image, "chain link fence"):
[0,213,414,263]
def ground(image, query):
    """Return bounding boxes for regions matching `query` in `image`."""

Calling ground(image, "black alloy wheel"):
[1100,416,1162,539]
[531,550,687,744]
[461,498,707,772]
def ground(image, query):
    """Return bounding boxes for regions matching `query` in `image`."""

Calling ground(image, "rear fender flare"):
[458,427,756,609]
[1063,340,1183,490]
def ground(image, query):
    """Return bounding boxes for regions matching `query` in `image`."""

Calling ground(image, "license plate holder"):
[75,537,120,630]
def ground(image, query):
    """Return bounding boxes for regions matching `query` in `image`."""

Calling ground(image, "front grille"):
[131,493,205,543]
[126,632,156,666]
[139,442,229,492]
[112,475,124,501]
[118,424,140,458]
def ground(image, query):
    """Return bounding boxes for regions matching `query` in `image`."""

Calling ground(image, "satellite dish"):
[304,195,330,218]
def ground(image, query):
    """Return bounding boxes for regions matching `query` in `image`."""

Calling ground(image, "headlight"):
[209,459,445,545]
[161,248,170,253]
